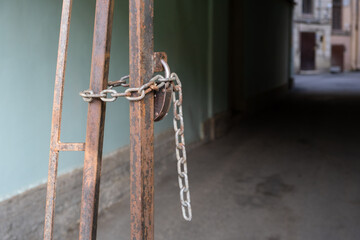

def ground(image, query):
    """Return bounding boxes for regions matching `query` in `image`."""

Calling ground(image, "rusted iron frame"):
[45,0,166,239]
[129,0,155,239]
[44,0,86,239]
[78,0,114,239]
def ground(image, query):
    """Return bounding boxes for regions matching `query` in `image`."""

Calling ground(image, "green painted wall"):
[208,0,230,116]
[0,0,230,200]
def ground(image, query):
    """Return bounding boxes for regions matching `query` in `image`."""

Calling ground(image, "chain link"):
[79,69,192,221]
[171,72,192,221]
[108,75,129,88]
[79,74,175,102]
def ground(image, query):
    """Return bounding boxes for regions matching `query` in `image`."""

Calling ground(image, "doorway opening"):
[300,32,316,71]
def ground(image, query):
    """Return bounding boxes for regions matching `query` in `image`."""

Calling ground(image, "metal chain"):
[79,74,175,102]
[108,75,130,88]
[79,69,192,221]
[171,72,192,221]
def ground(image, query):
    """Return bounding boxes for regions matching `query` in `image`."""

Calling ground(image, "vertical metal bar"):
[129,0,155,239]
[79,0,114,239]
[44,0,73,239]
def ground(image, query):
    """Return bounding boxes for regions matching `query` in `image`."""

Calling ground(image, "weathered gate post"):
[79,0,114,239]
[129,0,155,239]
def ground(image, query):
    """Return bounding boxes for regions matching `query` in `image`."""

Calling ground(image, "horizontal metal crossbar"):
[55,142,85,151]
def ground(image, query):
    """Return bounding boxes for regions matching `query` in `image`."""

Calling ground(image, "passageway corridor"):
[94,73,360,240]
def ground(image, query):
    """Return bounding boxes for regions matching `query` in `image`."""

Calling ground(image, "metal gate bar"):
[44,1,85,239]
[129,0,155,239]
[45,0,157,239]
[79,0,114,239]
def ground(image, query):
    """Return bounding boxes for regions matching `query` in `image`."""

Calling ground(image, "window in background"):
[332,0,342,30]
[303,0,313,14]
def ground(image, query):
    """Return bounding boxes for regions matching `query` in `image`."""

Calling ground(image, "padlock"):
[154,59,173,121]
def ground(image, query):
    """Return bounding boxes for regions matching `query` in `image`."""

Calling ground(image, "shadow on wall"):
[229,0,293,113]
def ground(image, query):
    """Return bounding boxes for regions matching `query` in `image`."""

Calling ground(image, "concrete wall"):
[0,0,229,201]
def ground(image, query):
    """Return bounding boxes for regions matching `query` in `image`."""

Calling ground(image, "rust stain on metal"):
[78,0,114,239]
[44,0,74,239]
[153,52,167,72]
[129,0,155,239]
[56,142,85,151]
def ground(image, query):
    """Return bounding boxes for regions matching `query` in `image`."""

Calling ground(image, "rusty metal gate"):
[43,0,191,239]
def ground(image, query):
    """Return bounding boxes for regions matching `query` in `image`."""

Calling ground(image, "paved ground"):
[96,72,360,240]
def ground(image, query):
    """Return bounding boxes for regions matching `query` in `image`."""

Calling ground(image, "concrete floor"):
[96,73,360,240]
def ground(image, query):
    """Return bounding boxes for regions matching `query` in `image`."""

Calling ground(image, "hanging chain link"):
[79,66,192,221]
[171,72,192,221]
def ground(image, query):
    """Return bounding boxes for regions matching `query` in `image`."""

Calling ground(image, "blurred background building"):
[331,0,360,71]
[293,0,333,73]
[293,0,360,73]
